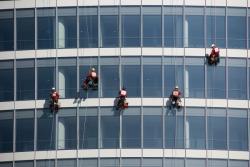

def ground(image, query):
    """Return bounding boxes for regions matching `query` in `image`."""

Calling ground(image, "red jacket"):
[210,47,220,58]
[88,71,97,79]
[51,91,59,101]
[172,89,181,98]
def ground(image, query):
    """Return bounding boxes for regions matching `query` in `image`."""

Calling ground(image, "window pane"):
[57,108,77,150]
[227,8,246,48]
[122,107,141,148]
[0,61,14,101]
[186,108,205,149]
[100,7,119,47]
[58,159,76,167]
[206,15,226,48]
[164,57,184,97]
[165,114,184,149]
[58,8,77,48]
[164,15,183,47]
[0,10,14,51]
[58,58,77,98]
[143,108,162,148]
[185,58,204,98]
[36,160,55,167]
[100,158,119,167]
[37,58,55,99]
[208,159,227,167]
[143,65,162,97]
[207,58,226,98]
[16,110,34,152]
[16,9,35,50]
[79,57,98,98]
[37,109,56,150]
[142,158,162,167]
[15,161,33,167]
[185,8,204,47]
[229,109,248,150]
[16,60,35,100]
[229,160,248,167]
[122,15,140,47]
[228,59,247,99]
[207,108,227,150]
[165,158,184,167]
[186,159,206,167]
[0,111,13,153]
[0,162,12,167]
[122,65,141,97]
[100,58,119,97]
[143,15,162,47]
[100,107,119,148]
[122,158,140,167]
[37,8,56,49]
[79,159,98,167]
[79,10,98,48]
[79,108,98,149]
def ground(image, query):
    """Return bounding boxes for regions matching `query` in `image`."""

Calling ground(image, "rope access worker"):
[169,86,182,108]
[206,43,220,65]
[50,87,60,112]
[83,67,98,90]
[116,87,128,110]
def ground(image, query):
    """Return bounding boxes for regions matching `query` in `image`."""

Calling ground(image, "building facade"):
[0,0,249,166]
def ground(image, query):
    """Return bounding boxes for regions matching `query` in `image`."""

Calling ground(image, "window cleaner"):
[206,44,220,65]
[169,86,182,109]
[116,87,128,110]
[82,68,98,90]
[50,87,60,113]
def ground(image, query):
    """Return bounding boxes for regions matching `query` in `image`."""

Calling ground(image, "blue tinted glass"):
[228,65,246,99]
[208,117,227,149]
[122,65,141,97]
[80,15,98,48]
[143,65,162,97]
[37,15,55,49]
[100,109,119,148]
[100,159,119,167]
[207,63,226,99]
[16,10,35,50]
[206,16,226,48]
[16,110,34,152]
[229,117,248,150]
[100,65,119,97]
[100,16,119,47]
[164,65,184,97]
[165,115,184,148]
[58,8,77,48]
[37,63,55,100]
[79,159,98,167]
[186,16,204,47]
[0,61,14,101]
[58,109,77,150]
[228,16,246,48]
[58,59,77,99]
[208,160,227,167]
[36,160,55,167]
[122,15,140,47]
[142,158,162,167]
[0,11,14,51]
[122,115,141,148]
[0,162,12,167]
[185,60,204,98]
[143,115,162,148]
[122,158,140,167]
[229,160,248,167]
[164,15,183,47]
[37,109,56,150]
[0,111,13,153]
[143,15,162,47]
[15,161,33,167]
[186,116,205,149]
[186,159,206,167]
[79,108,98,149]
[79,65,98,98]
[16,60,35,100]
[57,159,76,167]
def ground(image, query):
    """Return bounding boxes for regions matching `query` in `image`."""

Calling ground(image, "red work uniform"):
[210,47,220,59]
[51,91,59,102]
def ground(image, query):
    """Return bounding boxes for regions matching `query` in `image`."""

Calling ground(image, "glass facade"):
[0,3,249,167]
[0,6,250,51]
